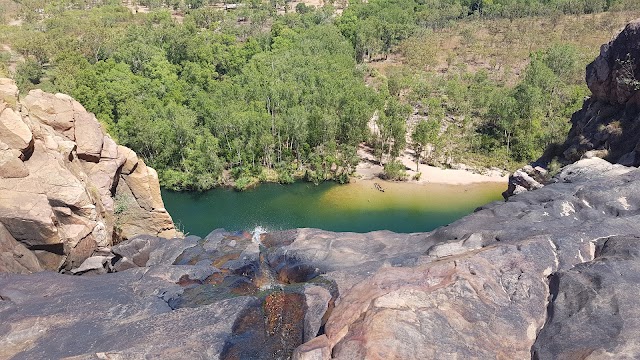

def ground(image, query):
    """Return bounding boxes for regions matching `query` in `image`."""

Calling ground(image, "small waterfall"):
[251,225,278,290]
[252,225,267,244]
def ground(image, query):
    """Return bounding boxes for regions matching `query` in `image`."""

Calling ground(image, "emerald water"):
[161,180,505,237]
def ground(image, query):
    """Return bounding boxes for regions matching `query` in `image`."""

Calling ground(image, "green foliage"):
[412,119,440,171]
[234,176,259,191]
[15,58,43,92]
[475,44,583,162]
[7,5,377,191]
[382,159,408,181]
[5,0,633,191]
[337,0,640,61]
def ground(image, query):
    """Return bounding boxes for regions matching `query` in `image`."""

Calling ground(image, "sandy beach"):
[355,144,509,185]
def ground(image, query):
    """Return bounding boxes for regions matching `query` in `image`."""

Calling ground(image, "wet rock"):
[266,229,436,293]
[221,292,306,360]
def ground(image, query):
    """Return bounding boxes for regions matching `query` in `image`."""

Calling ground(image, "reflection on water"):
[161,180,506,237]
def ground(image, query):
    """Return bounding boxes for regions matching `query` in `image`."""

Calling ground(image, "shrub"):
[382,160,408,181]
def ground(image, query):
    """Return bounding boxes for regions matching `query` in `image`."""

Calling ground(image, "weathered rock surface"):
[0,267,252,359]
[586,19,640,106]
[532,235,640,359]
[3,157,640,359]
[0,105,33,156]
[0,79,177,272]
[0,222,42,273]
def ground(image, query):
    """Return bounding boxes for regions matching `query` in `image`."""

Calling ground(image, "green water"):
[161,179,506,237]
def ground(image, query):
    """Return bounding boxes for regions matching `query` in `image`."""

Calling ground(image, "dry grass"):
[385,10,640,84]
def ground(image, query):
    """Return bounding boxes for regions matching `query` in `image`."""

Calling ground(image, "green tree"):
[412,119,439,171]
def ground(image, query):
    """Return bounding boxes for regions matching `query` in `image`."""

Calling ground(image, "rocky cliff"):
[507,19,640,196]
[0,79,177,273]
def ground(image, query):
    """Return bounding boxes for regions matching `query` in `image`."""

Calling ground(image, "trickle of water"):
[252,226,267,244]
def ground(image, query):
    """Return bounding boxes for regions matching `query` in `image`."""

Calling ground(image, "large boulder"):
[0,79,177,272]
[22,90,75,140]
[0,190,61,246]
[0,105,33,156]
[314,238,556,359]
[73,111,103,162]
[586,18,640,106]
[123,159,165,212]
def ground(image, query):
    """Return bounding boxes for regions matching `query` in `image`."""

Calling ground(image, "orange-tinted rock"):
[22,90,75,140]
[123,159,165,211]
[0,107,33,155]
[118,145,139,175]
[74,111,103,162]
[0,79,177,271]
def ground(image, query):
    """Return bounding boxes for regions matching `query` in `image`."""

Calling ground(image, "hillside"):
[2,1,640,189]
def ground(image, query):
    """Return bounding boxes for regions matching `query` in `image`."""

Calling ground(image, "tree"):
[412,119,439,171]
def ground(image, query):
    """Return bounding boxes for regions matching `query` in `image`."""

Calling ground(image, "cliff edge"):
[506,19,640,196]
[0,79,178,273]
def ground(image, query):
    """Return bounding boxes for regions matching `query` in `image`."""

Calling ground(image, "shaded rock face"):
[566,18,640,164]
[586,19,640,106]
[0,79,177,273]
[3,158,640,359]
